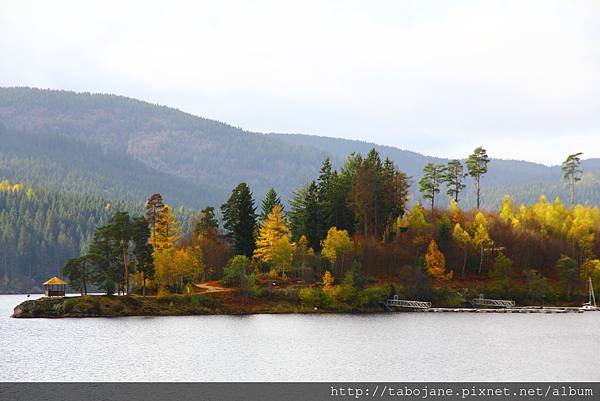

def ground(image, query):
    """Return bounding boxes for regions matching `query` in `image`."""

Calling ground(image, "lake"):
[1,294,599,381]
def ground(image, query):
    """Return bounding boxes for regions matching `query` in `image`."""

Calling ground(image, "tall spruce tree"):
[289,181,321,250]
[259,188,282,222]
[221,183,257,257]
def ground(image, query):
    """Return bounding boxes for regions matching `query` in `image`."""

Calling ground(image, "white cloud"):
[1,0,599,164]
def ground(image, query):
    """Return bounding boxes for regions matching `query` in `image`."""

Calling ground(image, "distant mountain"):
[1,87,599,210]
[0,87,328,208]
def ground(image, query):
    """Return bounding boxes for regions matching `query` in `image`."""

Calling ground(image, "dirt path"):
[193,281,232,293]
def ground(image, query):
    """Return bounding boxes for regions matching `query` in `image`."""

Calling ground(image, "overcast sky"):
[1,0,599,165]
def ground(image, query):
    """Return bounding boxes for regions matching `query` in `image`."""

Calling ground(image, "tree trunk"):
[478,246,483,274]
[462,249,467,276]
[121,241,129,295]
[82,260,87,295]
[476,176,481,209]
[142,271,146,297]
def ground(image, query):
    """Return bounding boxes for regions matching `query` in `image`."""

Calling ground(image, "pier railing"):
[470,296,515,308]
[384,296,431,309]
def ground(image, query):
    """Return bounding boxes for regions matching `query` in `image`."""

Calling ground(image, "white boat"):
[580,277,597,311]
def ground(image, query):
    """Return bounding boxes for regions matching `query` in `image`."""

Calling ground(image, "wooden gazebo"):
[43,277,66,297]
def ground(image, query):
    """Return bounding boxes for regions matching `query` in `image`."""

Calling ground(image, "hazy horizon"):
[2,0,599,165]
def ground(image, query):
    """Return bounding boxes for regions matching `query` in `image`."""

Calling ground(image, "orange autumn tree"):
[425,239,453,281]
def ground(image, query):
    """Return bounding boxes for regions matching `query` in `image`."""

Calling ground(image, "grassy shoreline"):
[11,294,385,318]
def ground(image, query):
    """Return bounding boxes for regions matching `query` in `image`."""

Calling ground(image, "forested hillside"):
[3,87,600,210]
[0,180,193,293]
[0,87,328,206]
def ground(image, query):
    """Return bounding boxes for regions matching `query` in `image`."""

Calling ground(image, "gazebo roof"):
[43,276,66,285]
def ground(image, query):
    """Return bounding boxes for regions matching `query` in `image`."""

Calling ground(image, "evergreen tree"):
[146,193,165,247]
[62,256,89,295]
[562,152,583,207]
[87,225,119,295]
[419,163,445,211]
[444,159,467,203]
[195,206,219,236]
[221,183,257,257]
[259,188,282,222]
[288,182,321,250]
[131,216,154,296]
[107,211,133,294]
[466,147,490,209]
[349,150,410,238]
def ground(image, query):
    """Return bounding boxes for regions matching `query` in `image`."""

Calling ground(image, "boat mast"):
[590,277,597,307]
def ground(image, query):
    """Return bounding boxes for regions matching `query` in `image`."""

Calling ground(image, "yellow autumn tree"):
[452,223,471,275]
[271,236,295,278]
[155,246,203,292]
[407,202,429,232]
[322,270,335,295]
[472,212,493,274]
[253,204,290,263]
[0,179,24,192]
[293,235,314,279]
[499,195,516,224]
[154,248,176,290]
[425,240,453,281]
[152,204,183,252]
[448,199,463,224]
[321,227,353,273]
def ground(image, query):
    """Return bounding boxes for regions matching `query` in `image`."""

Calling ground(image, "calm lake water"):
[1,294,599,381]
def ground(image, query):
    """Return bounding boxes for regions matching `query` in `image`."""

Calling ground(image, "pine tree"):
[108,211,133,294]
[221,183,257,257]
[195,206,219,236]
[419,163,445,211]
[146,193,165,248]
[562,152,583,207]
[62,256,89,295]
[444,159,466,203]
[466,147,490,209]
[131,216,154,296]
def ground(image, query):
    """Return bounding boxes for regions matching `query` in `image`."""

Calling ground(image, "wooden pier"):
[381,296,598,313]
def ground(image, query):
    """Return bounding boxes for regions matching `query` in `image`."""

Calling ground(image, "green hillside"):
[0,180,195,293]
[2,87,599,211]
